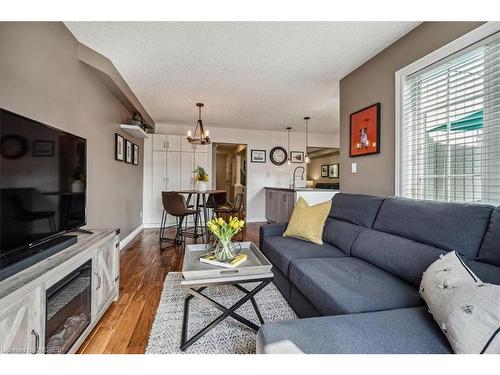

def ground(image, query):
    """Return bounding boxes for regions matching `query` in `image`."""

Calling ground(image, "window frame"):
[395,21,500,199]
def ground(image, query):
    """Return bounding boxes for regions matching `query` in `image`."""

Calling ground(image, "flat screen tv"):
[0,109,86,278]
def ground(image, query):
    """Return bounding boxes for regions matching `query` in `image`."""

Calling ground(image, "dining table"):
[176,189,226,239]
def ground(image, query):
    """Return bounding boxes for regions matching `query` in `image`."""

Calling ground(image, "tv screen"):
[0,109,86,272]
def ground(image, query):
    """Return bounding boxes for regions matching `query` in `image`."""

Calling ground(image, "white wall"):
[155,123,338,221]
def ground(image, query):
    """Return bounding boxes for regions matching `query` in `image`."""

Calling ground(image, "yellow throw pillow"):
[283,197,332,244]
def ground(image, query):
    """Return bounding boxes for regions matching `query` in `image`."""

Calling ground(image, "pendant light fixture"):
[187,103,211,145]
[286,127,292,165]
[304,116,311,164]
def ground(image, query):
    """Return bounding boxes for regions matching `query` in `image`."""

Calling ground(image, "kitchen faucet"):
[291,166,305,189]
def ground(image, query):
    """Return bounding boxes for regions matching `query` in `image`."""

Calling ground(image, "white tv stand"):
[0,229,119,354]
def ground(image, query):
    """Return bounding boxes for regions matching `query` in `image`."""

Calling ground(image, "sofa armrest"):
[259,222,288,249]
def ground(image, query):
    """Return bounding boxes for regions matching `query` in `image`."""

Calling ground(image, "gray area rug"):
[146,272,298,354]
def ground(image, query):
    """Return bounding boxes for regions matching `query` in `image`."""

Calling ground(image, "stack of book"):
[200,252,247,268]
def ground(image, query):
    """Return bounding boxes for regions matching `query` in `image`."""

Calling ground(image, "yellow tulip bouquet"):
[206,216,245,262]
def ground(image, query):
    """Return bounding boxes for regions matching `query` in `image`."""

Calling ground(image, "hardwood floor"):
[77,223,262,354]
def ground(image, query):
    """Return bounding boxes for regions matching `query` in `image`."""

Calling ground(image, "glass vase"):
[213,240,237,262]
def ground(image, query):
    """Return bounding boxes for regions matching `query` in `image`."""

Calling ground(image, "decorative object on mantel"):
[132,112,143,126]
[350,103,380,157]
[187,102,211,145]
[286,127,292,165]
[328,163,339,179]
[193,166,209,191]
[125,139,133,164]
[269,146,287,166]
[290,151,304,163]
[251,149,266,163]
[133,143,139,166]
[115,133,124,161]
[304,116,311,164]
[206,216,245,262]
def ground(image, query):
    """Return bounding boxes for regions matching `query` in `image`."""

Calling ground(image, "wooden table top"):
[176,189,226,195]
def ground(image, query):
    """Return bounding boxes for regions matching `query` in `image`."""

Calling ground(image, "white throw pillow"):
[419,251,500,354]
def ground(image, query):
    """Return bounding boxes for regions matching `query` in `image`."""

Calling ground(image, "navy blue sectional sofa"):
[257,193,500,354]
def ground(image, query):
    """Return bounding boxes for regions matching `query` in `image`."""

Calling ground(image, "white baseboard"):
[119,224,144,250]
[143,223,161,229]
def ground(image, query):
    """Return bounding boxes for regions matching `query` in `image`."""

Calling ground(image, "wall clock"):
[269,146,287,166]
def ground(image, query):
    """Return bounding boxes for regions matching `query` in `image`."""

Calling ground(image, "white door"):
[152,134,167,151]
[152,151,167,224]
[93,242,117,318]
[180,151,195,190]
[166,151,181,191]
[166,135,181,152]
[0,288,43,354]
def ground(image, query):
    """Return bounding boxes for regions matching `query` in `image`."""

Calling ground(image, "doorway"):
[212,143,247,219]
[306,147,340,189]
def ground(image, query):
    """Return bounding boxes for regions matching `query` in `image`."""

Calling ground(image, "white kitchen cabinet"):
[144,134,210,227]
[166,151,181,191]
[152,151,167,223]
[152,134,167,151]
[166,135,181,151]
[0,288,42,354]
[93,241,118,319]
[195,151,208,171]
[180,151,195,190]
[181,140,196,152]
[195,144,208,153]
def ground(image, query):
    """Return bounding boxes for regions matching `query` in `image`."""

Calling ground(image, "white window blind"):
[401,32,500,206]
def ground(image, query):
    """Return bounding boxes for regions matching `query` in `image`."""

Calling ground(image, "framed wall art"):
[350,103,380,157]
[115,133,124,161]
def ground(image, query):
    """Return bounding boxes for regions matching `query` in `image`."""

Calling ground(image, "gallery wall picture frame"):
[251,149,266,163]
[321,165,328,177]
[133,143,139,166]
[328,164,339,179]
[290,151,304,163]
[33,140,54,157]
[125,139,133,164]
[349,103,380,157]
[115,133,124,161]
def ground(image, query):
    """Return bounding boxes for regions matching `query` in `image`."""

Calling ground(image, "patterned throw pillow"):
[420,251,500,354]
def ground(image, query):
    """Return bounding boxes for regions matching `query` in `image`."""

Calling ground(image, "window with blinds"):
[401,32,500,206]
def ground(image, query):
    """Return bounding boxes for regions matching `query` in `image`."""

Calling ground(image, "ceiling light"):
[304,116,311,164]
[286,127,292,165]
[187,103,211,145]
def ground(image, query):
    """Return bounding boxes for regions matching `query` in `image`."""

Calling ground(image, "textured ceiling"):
[65,22,419,134]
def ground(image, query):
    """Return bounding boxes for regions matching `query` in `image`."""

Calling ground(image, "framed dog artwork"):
[350,103,380,157]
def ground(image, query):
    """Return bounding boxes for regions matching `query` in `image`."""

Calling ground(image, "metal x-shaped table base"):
[180,279,271,351]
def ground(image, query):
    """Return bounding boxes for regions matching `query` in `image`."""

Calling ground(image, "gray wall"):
[0,22,143,240]
[339,21,484,197]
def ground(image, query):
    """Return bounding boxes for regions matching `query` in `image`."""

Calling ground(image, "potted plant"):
[193,166,209,191]
[206,216,245,262]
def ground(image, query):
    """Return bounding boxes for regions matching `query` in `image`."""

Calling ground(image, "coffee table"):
[180,242,273,351]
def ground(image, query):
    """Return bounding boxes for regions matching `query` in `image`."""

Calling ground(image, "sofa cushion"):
[289,257,422,315]
[330,193,384,228]
[477,207,500,267]
[466,260,500,285]
[351,229,446,287]
[373,197,493,259]
[322,218,364,255]
[261,236,346,277]
[257,306,452,354]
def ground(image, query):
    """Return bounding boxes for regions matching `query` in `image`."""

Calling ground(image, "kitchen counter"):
[264,187,339,223]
